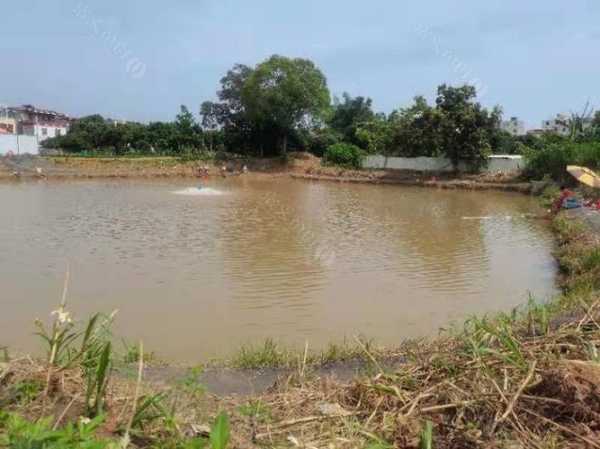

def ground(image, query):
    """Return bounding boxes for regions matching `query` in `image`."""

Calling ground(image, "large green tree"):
[241,55,330,154]
[200,64,260,154]
[435,84,500,169]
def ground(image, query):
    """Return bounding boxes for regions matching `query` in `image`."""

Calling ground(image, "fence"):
[0,135,40,155]
[363,155,523,173]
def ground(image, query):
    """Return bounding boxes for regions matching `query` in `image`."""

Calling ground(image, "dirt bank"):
[0,153,535,194]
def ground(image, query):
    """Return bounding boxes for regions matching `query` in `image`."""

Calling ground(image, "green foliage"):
[583,248,600,271]
[36,306,118,417]
[242,55,330,154]
[523,141,600,181]
[43,107,206,155]
[419,421,434,449]
[306,127,342,156]
[177,366,205,397]
[232,338,291,369]
[209,412,230,449]
[355,116,393,155]
[128,392,180,436]
[323,143,365,169]
[0,413,114,449]
[435,84,496,170]
[83,341,112,417]
[237,400,272,424]
[384,87,501,168]
[328,93,376,147]
[4,380,43,406]
[120,339,156,365]
[388,95,443,157]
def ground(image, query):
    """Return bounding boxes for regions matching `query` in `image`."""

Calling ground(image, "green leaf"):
[419,421,433,449]
[210,412,230,449]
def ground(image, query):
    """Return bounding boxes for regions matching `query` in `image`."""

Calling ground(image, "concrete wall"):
[0,135,40,155]
[363,155,523,173]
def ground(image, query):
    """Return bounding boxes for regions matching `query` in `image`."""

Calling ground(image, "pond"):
[0,178,558,361]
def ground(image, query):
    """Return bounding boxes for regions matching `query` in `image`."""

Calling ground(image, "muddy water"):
[0,178,557,361]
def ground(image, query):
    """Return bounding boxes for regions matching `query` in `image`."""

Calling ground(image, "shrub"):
[523,141,600,181]
[523,143,574,181]
[306,128,342,157]
[323,143,365,169]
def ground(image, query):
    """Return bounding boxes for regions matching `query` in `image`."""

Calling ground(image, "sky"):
[1,0,599,129]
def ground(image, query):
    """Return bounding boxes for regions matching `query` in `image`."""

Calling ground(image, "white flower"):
[79,417,91,425]
[51,308,72,325]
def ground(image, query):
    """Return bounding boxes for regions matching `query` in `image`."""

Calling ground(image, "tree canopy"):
[45,54,515,168]
[241,55,330,154]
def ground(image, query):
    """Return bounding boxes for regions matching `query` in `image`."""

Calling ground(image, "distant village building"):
[10,104,72,141]
[501,117,526,136]
[526,128,546,137]
[542,113,570,136]
[0,106,18,134]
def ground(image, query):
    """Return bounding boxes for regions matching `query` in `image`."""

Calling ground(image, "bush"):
[323,143,365,169]
[523,141,600,181]
[306,128,342,157]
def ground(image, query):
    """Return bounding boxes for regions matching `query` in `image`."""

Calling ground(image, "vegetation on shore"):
[2,197,600,447]
[38,54,600,183]
[42,54,520,171]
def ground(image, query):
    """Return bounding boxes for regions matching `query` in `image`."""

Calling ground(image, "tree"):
[388,96,442,157]
[328,93,375,147]
[174,105,203,152]
[435,84,497,170]
[355,114,393,155]
[241,55,330,154]
[200,64,260,155]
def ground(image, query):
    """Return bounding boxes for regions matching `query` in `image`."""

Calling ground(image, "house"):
[526,128,546,137]
[10,104,72,141]
[542,113,570,136]
[0,106,17,134]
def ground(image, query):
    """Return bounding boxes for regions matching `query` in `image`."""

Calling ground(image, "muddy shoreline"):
[0,154,535,194]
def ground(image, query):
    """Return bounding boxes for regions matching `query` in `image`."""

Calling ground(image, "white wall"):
[363,155,523,173]
[0,135,40,155]
[23,124,67,141]
[36,124,67,141]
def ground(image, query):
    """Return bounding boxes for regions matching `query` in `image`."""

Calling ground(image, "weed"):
[419,421,433,449]
[83,341,112,417]
[238,400,272,424]
[0,413,113,449]
[210,412,230,449]
[231,338,290,369]
[583,247,600,271]
[121,339,155,364]
[526,295,550,337]
[177,366,205,397]
[10,380,43,406]
[0,346,9,362]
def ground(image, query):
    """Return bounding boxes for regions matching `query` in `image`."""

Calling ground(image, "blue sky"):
[1,0,598,128]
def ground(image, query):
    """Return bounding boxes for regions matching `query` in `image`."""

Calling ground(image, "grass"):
[229,337,380,370]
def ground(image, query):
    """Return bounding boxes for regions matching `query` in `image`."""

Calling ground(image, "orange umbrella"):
[567,165,600,189]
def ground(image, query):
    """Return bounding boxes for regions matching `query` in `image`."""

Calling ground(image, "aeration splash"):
[173,187,226,196]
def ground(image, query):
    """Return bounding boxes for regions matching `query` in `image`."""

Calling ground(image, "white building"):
[501,117,526,136]
[542,113,570,136]
[11,105,71,142]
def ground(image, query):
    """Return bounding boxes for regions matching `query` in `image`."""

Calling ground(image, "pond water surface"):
[0,178,558,361]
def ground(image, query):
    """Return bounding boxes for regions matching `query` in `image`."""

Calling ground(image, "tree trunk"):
[282,134,288,155]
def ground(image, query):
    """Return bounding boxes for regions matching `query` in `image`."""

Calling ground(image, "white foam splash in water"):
[173,187,226,196]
